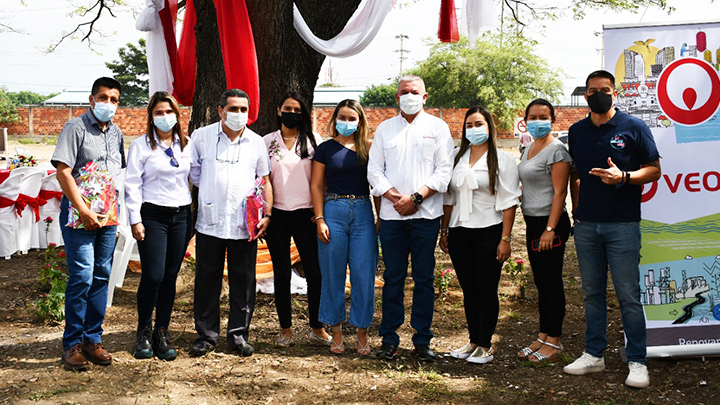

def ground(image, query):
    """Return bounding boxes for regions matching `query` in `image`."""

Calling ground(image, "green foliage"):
[360,83,397,107]
[105,38,149,106]
[0,87,20,123]
[30,218,69,323]
[504,255,529,300]
[9,90,57,105]
[412,35,563,130]
[317,82,342,88]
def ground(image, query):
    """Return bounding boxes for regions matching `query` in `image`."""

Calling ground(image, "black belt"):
[325,193,370,201]
[141,202,190,213]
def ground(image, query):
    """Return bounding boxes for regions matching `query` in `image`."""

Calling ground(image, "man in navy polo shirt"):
[564,70,661,389]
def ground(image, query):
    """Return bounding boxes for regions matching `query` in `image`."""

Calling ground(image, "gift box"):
[66,161,119,229]
[243,177,266,240]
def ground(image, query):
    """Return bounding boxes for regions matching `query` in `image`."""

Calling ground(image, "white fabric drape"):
[136,0,174,95]
[465,0,499,49]
[293,0,397,58]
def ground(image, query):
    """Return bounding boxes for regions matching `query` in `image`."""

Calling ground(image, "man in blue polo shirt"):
[564,70,661,389]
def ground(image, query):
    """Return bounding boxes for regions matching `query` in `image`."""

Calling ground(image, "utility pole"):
[395,34,410,78]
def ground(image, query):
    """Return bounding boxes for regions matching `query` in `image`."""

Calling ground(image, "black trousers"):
[136,204,192,329]
[265,208,323,330]
[447,224,503,348]
[524,212,571,337]
[193,232,257,349]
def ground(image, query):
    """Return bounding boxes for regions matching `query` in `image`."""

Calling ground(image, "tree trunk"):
[189,0,226,132]
[189,0,361,135]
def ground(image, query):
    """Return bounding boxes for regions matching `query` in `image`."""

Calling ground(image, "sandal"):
[518,339,545,359]
[330,325,344,355]
[356,328,371,355]
[528,341,563,365]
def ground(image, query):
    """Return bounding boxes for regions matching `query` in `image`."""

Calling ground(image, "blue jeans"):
[378,217,440,346]
[573,220,646,364]
[318,197,378,328]
[60,197,117,350]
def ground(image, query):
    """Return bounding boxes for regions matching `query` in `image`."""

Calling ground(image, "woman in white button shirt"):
[439,106,521,365]
[263,91,331,348]
[125,91,192,361]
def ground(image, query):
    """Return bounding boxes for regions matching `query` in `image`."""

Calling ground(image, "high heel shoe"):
[528,341,563,365]
[330,325,344,355]
[356,328,371,355]
[518,338,545,359]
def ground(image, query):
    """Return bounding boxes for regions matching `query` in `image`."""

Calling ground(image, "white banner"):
[604,21,720,358]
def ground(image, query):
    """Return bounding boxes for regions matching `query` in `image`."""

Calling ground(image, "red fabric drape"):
[38,190,63,202]
[168,0,259,125]
[172,0,197,106]
[0,196,14,209]
[213,0,260,125]
[438,0,459,43]
[15,194,46,221]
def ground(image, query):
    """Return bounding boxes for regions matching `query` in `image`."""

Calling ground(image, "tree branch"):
[45,0,117,53]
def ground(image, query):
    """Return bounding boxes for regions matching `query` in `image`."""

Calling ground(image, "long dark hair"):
[145,91,186,151]
[325,99,370,164]
[276,91,316,159]
[455,106,499,195]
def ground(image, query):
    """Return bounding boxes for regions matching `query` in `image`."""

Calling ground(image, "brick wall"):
[2,105,588,139]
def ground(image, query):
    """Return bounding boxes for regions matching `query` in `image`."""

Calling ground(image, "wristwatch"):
[411,192,424,206]
[263,214,272,219]
[546,226,554,232]
[501,235,511,243]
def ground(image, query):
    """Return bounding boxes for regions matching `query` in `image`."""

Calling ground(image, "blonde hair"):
[325,99,370,164]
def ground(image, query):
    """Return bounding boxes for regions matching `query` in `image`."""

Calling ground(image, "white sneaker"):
[466,347,494,364]
[625,362,650,388]
[449,342,475,359]
[563,352,605,375]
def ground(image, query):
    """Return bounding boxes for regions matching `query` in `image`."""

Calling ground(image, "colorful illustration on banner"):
[613,30,720,144]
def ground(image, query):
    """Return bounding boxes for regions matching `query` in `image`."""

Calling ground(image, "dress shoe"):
[414,344,436,363]
[375,343,398,361]
[62,343,88,371]
[152,327,177,361]
[189,340,215,357]
[234,341,254,357]
[133,325,153,359]
[81,342,112,365]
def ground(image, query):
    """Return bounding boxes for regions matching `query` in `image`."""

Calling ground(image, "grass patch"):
[29,386,83,400]
[42,136,58,145]
[18,138,39,145]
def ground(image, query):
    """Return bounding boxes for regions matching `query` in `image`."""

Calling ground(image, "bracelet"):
[312,216,324,223]
[440,228,448,236]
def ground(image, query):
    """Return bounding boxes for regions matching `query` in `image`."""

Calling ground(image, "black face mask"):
[587,92,614,114]
[280,112,303,129]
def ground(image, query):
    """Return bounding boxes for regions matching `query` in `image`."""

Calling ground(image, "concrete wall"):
[2,105,589,140]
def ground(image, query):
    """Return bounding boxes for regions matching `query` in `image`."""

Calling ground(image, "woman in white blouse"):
[439,106,521,365]
[125,91,192,361]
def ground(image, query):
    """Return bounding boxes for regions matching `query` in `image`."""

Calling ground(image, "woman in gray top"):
[516,99,573,364]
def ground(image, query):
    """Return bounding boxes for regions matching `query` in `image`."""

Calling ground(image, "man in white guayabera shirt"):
[367,75,454,363]
[188,89,273,358]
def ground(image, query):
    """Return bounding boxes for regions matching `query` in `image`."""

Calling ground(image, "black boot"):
[134,325,153,359]
[153,327,177,361]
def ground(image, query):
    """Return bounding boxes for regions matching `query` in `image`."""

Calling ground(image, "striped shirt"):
[51,109,126,180]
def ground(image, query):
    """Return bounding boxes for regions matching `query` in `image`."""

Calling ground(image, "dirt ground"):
[1,141,719,404]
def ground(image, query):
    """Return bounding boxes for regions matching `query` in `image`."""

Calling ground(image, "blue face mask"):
[154,113,177,133]
[336,120,358,137]
[466,126,489,145]
[526,120,552,139]
[91,98,117,122]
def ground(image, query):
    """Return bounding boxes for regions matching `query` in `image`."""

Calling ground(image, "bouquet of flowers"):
[243,177,267,240]
[66,161,119,229]
[8,154,37,169]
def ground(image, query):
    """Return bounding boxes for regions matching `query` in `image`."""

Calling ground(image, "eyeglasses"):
[164,147,179,167]
[215,135,241,164]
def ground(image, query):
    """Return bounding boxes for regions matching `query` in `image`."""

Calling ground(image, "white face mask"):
[224,111,248,131]
[153,113,177,133]
[399,93,424,115]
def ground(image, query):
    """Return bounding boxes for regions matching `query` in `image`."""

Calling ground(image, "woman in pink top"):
[264,92,330,348]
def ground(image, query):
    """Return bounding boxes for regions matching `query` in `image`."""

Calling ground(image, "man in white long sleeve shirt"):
[367,75,454,362]
[187,89,273,358]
